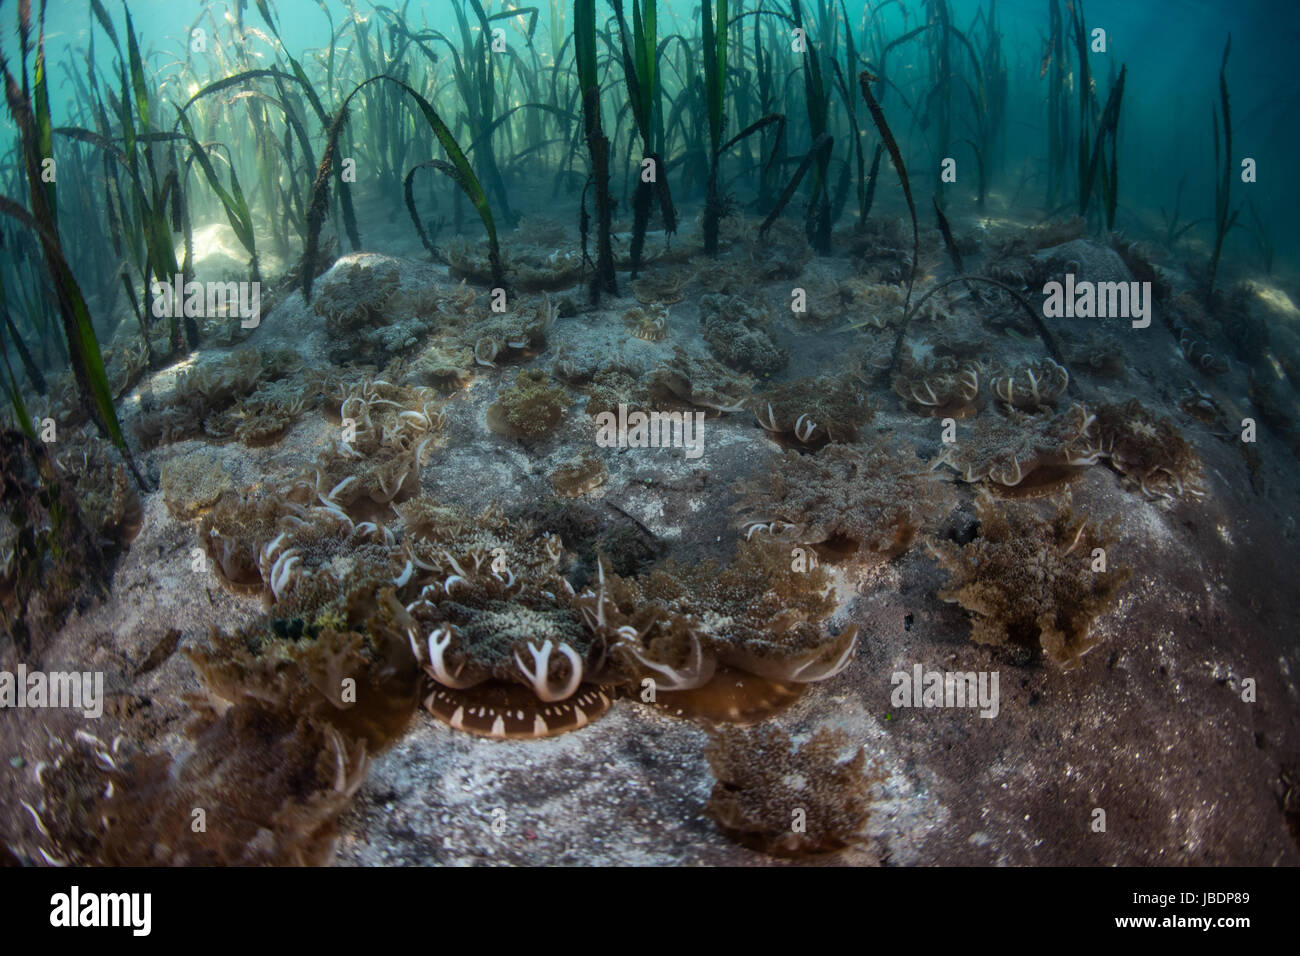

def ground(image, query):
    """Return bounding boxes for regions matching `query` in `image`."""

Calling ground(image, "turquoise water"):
[14,0,1299,269]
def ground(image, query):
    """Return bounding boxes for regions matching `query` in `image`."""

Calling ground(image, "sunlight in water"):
[1255,284,1300,321]
[185,222,247,274]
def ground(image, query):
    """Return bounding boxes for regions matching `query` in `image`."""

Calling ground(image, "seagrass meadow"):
[0,0,1298,867]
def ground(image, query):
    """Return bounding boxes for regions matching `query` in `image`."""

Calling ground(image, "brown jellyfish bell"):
[930,403,1103,500]
[652,667,805,723]
[417,620,615,740]
[608,615,806,723]
[650,624,860,725]
[423,682,614,740]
